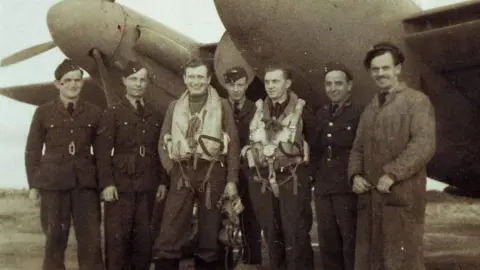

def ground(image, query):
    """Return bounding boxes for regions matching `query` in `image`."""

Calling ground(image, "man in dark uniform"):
[244,66,314,270]
[95,61,167,270]
[310,62,362,270]
[153,58,242,270]
[223,66,262,267]
[25,59,104,270]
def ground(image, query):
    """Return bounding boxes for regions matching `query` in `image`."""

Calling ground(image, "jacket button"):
[70,129,74,133]
[329,122,333,126]
[327,133,332,138]
[143,130,146,133]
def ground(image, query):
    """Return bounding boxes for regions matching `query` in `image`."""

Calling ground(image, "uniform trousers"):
[315,193,357,270]
[40,188,104,270]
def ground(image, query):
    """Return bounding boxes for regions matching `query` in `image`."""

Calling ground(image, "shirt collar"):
[59,96,78,108]
[125,95,144,108]
[229,97,246,110]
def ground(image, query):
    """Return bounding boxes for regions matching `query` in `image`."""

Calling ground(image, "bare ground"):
[1,190,479,269]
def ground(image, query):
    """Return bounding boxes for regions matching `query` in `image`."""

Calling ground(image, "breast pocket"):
[44,121,67,146]
[145,120,162,143]
[115,120,137,145]
[333,122,356,148]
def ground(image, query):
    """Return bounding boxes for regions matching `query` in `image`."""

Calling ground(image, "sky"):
[0,0,465,189]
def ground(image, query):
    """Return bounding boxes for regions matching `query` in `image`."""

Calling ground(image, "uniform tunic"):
[348,82,436,270]
[230,99,262,265]
[95,97,166,270]
[25,98,104,270]
[310,100,362,270]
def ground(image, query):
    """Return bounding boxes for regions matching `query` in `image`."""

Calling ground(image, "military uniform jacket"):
[232,99,255,149]
[95,98,166,192]
[25,99,102,190]
[310,100,363,195]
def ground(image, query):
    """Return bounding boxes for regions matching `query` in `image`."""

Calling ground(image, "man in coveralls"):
[153,58,242,270]
[349,42,436,270]
[25,59,105,270]
[243,66,314,270]
[95,61,167,270]
[223,66,263,267]
[310,62,362,270]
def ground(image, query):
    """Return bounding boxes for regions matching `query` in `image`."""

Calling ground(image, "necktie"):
[378,91,388,106]
[233,101,240,117]
[136,100,144,116]
[272,103,283,119]
[67,102,74,115]
[331,104,339,115]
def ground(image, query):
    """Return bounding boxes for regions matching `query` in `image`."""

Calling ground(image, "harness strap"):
[278,163,301,195]
[176,161,192,191]
[199,160,217,209]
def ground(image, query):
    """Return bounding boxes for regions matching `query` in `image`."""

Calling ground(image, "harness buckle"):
[139,145,146,157]
[68,141,75,156]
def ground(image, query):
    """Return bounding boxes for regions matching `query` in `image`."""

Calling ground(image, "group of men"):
[25,41,436,270]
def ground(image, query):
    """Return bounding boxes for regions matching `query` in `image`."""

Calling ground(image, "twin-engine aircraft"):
[2,0,480,196]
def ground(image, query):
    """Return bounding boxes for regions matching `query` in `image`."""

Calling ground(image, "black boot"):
[154,258,180,270]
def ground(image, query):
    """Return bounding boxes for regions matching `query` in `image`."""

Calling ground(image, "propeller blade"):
[91,48,121,107]
[0,41,57,67]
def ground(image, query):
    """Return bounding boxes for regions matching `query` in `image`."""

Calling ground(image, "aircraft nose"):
[47,0,125,71]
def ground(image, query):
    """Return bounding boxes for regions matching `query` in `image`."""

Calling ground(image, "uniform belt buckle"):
[68,141,76,156]
[139,145,146,157]
[327,145,332,161]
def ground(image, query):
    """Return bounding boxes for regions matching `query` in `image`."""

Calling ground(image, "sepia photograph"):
[1,0,479,269]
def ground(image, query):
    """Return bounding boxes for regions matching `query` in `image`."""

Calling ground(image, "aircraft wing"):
[0,77,106,109]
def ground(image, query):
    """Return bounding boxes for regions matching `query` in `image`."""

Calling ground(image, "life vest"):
[242,92,309,197]
[164,86,229,209]
[164,86,229,163]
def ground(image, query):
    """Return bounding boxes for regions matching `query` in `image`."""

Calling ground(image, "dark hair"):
[363,42,405,69]
[183,58,212,76]
[264,66,292,80]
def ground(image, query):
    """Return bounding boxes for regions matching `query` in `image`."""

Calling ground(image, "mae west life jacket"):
[242,92,309,197]
[164,86,229,163]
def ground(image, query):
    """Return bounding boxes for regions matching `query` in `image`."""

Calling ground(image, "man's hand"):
[156,185,167,201]
[102,185,119,202]
[352,175,373,194]
[28,188,40,205]
[377,174,395,194]
[224,182,238,198]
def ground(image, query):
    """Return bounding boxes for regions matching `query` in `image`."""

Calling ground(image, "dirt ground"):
[1,190,480,270]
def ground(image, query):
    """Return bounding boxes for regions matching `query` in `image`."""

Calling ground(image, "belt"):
[45,143,91,157]
[115,146,157,157]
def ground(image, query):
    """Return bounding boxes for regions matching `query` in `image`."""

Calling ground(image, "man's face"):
[183,65,211,96]
[264,69,291,101]
[226,77,248,102]
[324,70,352,104]
[122,68,148,99]
[369,52,401,90]
[55,70,84,100]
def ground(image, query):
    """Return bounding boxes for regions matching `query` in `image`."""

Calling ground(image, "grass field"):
[1,190,480,269]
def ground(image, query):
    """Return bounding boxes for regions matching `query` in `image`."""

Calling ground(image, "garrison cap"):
[223,66,248,83]
[324,61,353,81]
[54,59,82,80]
[122,60,146,77]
